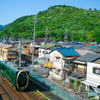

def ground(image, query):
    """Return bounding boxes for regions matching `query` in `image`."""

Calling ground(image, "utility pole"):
[53,37,55,42]
[9,30,12,44]
[19,41,21,67]
[31,15,37,73]
[64,29,68,45]
[44,26,48,63]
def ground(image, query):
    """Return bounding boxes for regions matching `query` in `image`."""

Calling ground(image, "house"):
[19,40,32,55]
[30,40,40,58]
[0,39,2,44]
[49,48,80,80]
[75,49,95,56]
[89,47,100,54]
[2,38,10,44]
[30,39,51,58]
[82,62,100,93]
[38,43,59,59]
[80,43,96,46]
[9,38,19,44]
[72,53,100,78]
[0,44,18,61]
[57,41,85,49]
[66,53,100,92]
[35,38,51,45]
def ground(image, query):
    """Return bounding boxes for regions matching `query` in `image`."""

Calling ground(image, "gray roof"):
[70,45,85,49]
[76,53,100,62]
[20,40,32,44]
[75,49,95,56]
[89,47,100,53]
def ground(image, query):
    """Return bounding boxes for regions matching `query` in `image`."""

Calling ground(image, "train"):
[0,60,29,91]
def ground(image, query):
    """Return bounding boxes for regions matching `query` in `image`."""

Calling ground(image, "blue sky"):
[0,0,100,25]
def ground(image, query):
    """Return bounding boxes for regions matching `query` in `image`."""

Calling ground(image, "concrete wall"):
[50,50,63,69]
[87,62,100,83]
[39,48,50,59]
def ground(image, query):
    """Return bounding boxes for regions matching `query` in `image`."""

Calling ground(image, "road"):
[24,64,85,100]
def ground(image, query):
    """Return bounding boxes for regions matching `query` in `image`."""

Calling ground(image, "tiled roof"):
[3,45,13,49]
[76,53,100,62]
[0,44,13,49]
[80,43,95,46]
[75,49,95,56]
[89,47,100,53]
[88,45,97,47]
[55,48,80,57]
[35,38,51,42]
[39,43,58,49]
[20,40,32,44]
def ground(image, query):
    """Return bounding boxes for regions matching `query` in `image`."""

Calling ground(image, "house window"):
[39,50,41,53]
[65,60,69,65]
[93,67,100,75]
[56,58,60,62]
[46,51,48,54]
[70,61,73,65]
[23,46,27,48]
[11,51,16,54]
[43,51,44,54]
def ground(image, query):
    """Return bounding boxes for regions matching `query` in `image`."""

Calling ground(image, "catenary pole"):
[19,41,21,67]
[31,15,37,73]
[45,26,48,61]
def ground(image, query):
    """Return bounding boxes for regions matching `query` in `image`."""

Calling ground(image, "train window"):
[2,66,5,70]
[7,71,10,75]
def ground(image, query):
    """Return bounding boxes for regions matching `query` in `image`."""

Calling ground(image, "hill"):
[0,24,9,31]
[0,5,100,42]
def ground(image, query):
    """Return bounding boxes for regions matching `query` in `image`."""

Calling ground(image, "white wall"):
[87,62,100,83]
[39,48,50,59]
[50,50,63,69]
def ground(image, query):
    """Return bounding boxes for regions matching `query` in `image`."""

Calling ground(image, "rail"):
[26,92,37,100]
[0,83,13,100]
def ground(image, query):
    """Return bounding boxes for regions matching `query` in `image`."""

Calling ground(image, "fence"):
[29,73,76,100]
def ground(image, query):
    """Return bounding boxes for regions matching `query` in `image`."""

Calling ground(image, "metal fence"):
[29,73,76,100]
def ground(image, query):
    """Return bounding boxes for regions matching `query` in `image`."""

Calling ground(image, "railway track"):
[0,83,13,100]
[18,91,41,100]
[0,75,41,100]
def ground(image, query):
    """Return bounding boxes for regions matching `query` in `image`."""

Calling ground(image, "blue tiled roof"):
[88,45,97,47]
[56,48,80,57]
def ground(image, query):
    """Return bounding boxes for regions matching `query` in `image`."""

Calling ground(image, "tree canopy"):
[0,5,100,42]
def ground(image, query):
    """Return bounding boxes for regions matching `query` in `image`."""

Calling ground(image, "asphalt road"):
[24,64,85,100]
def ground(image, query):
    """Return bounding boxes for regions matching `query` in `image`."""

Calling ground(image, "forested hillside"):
[0,24,9,31]
[0,5,100,42]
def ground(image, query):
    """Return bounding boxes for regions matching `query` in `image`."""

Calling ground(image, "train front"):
[16,70,29,91]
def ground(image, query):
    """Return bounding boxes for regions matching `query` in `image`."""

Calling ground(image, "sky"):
[0,0,100,25]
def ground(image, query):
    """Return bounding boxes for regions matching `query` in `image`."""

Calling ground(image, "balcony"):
[73,68,86,76]
[7,55,18,59]
[63,64,73,71]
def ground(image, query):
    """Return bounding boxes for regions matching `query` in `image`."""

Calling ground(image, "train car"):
[0,60,29,91]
